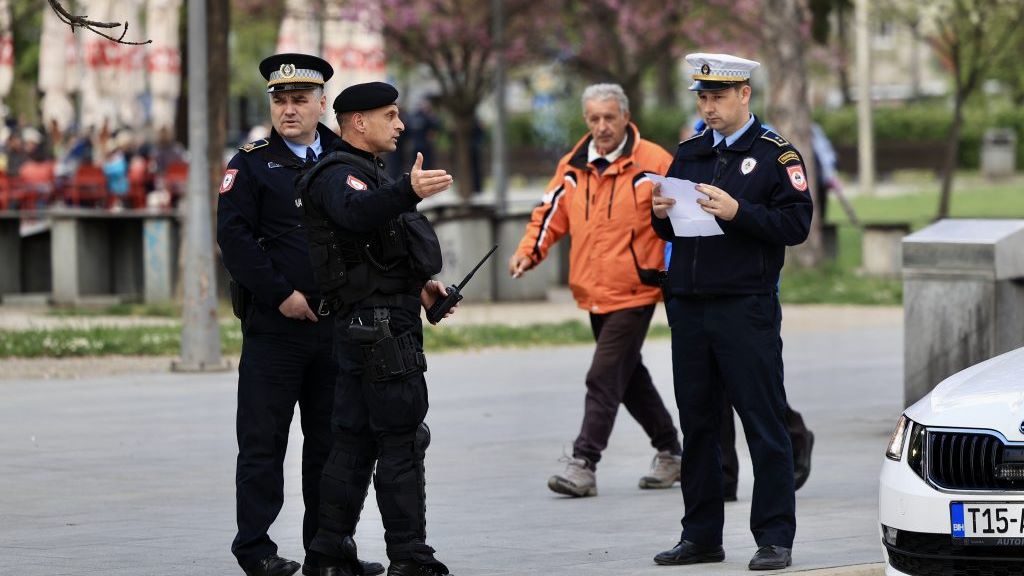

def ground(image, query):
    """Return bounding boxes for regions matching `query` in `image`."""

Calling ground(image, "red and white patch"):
[786,164,808,192]
[346,175,368,191]
[219,169,239,194]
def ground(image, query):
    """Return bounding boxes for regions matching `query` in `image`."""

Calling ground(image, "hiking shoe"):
[547,456,597,497]
[639,450,681,489]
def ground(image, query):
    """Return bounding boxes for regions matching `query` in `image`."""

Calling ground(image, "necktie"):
[592,157,610,175]
[305,147,317,164]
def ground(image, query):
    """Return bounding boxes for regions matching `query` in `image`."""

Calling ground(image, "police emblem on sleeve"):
[786,164,808,192]
[220,169,239,194]
[741,157,757,175]
[346,174,368,191]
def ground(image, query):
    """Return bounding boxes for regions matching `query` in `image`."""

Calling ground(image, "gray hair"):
[581,83,629,115]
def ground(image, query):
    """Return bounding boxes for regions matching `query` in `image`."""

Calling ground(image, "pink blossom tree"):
[354,0,540,200]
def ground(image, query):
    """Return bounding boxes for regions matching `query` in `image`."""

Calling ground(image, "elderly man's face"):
[361,104,405,155]
[584,98,629,156]
[269,88,326,144]
[697,85,751,137]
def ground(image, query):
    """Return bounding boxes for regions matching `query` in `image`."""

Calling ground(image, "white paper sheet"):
[646,174,724,237]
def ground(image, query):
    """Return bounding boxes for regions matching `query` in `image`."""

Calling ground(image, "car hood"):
[905,346,1024,441]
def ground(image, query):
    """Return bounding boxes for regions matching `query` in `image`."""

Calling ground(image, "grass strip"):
[0,321,675,359]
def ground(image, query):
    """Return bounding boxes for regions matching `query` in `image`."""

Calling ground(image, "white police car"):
[879,346,1024,575]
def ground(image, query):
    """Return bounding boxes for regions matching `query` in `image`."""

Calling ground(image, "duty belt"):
[306,297,331,316]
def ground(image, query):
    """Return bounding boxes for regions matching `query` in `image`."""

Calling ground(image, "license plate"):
[951,502,1024,542]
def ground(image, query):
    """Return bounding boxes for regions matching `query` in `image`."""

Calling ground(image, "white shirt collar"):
[283,130,322,160]
[712,114,756,148]
[587,132,628,165]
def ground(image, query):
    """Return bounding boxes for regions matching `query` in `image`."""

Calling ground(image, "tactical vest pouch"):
[362,332,427,383]
[401,212,443,278]
[229,278,252,320]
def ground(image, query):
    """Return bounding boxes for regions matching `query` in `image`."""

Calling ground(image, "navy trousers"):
[667,293,796,548]
[233,306,335,568]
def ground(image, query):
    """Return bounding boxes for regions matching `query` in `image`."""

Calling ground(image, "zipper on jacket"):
[585,171,591,221]
[607,174,619,219]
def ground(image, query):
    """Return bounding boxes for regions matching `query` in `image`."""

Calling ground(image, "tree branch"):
[47,0,151,45]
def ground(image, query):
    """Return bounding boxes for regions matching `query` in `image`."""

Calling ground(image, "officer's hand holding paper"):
[647,173,724,237]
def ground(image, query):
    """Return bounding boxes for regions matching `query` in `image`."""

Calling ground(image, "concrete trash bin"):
[902,219,1024,406]
[981,128,1016,179]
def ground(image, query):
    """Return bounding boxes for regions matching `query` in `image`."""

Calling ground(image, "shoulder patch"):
[219,169,239,194]
[346,174,368,191]
[239,138,269,153]
[777,151,801,165]
[760,131,790,147]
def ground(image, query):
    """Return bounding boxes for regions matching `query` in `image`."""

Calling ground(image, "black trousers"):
[667,293,796,548]
[573,304,681,466]
[311,295,434,564]
[721,399,810,494]
[233,306,335,568]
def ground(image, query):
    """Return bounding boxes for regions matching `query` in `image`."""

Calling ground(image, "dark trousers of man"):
[233,306,335,569]
[721,400,810,495]
[573,304,681,467]
[667,293,795,548]
[311,294,438,565]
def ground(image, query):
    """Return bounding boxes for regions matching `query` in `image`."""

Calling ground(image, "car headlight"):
[886,414,911,461]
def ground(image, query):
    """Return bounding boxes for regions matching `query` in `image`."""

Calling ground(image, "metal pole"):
[855,0,875,197]
[174,0,227,372]
[491,0,508,215]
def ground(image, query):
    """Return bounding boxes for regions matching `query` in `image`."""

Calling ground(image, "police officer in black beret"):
[650,53,812,571]
[218,53,384,576]
[295,82,455,576]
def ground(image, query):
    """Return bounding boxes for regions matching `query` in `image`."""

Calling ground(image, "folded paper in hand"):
[646,174,724,237]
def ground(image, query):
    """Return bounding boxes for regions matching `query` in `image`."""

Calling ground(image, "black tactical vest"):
[296,151,432,313]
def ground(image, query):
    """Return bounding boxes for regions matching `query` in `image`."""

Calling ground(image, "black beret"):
[259,53,333,93]
[333,82,400,114]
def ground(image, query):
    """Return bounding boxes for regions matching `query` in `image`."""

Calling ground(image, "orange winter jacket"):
[515,124,672,314]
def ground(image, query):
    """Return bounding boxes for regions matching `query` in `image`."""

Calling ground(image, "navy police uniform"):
[653,53,811,560]
[217,53,345,576]
[298,82,450,576]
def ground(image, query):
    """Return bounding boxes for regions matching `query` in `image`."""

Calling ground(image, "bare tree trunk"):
[764,0,822,268]
[655,54,678,109]
[937,92,963,220]
[445,109,476,202]
[836,3,853,106]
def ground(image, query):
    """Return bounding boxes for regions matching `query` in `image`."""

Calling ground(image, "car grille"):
[886,529,1024,576]
[927,431,1024,491]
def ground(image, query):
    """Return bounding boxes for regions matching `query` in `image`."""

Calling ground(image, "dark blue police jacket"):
[652,115,812,295]
[217,124,340,308]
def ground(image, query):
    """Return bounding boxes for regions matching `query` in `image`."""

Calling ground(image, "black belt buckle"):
[316,299,330,316]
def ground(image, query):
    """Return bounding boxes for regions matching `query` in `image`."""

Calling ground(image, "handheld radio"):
[426,244,498,324]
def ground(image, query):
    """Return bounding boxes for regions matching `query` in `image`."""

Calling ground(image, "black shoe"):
[794,430,814,491]
[653,540,725,565]
[304,561,385,576]
[387,560,450,576]
[243,555,301,576]
[748,545,792,570]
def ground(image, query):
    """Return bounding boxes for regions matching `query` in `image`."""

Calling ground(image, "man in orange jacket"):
[509,83,682,497]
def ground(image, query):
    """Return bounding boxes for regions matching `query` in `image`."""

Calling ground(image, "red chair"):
[127,156,150,209]
[16,161,57,210]
[68,163,109,207]
[162,161,189,207]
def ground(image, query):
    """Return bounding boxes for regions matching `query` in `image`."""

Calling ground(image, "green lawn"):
[779,173,1024,306]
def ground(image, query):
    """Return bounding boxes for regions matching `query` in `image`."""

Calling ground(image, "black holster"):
[362,332,427,383]
[229,279,252,321]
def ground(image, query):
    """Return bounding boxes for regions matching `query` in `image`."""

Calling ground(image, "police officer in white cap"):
[651,53,812,570]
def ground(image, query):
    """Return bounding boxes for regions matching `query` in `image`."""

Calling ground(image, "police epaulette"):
[760,131,789,147]
[239,138,269,153]
[679,127,708,146]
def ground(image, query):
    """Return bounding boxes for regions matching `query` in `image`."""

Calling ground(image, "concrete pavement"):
[0,308,900,575]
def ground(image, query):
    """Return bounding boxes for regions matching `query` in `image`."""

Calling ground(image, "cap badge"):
[280,63,296,79]
[701,63,711,75]
[741,157,757,175]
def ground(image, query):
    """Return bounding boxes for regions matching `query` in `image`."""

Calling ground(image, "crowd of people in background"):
[0,120,186,211]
